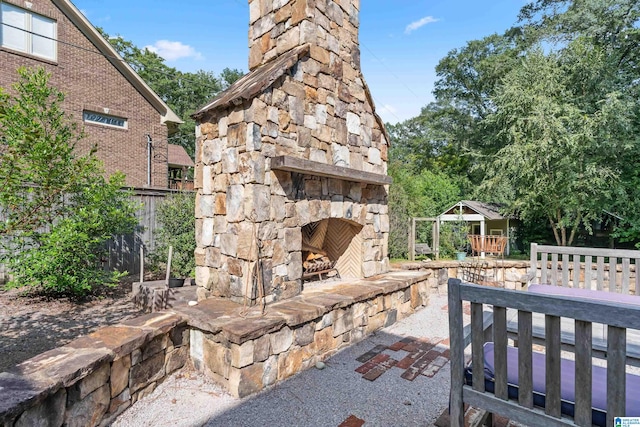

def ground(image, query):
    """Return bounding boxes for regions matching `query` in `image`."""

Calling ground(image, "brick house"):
[0,0,182,188]
[168,143,195,190]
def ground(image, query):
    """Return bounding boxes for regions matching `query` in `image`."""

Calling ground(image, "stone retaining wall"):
[188,271,432,398]
[1,271,440,424]
[397,260,531,292]
[0,313,188,427]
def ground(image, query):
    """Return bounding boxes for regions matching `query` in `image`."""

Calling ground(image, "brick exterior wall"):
[0,0,170,188]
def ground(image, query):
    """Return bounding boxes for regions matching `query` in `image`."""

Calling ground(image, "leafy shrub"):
[439,222,469,259]
[6,174,137,295]
[150,192,195,278]
[0,67,137,296]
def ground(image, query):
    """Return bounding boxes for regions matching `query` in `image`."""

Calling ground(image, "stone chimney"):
[248,0,360,72]
[192,0,390,304]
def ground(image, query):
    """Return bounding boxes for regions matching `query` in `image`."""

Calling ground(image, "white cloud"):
[144,40,203,61]
[405,16,439,34]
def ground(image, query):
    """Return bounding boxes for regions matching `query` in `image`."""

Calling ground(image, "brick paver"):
[354,336,451,382]
[355,344,388,363]
[355,353,389,374]
[338,415,365,427]
[362,357,398,381]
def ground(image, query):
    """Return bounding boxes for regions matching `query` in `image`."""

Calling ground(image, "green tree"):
[388,176,411,260]
[395,0,640,247]
[102,31,244,157]
[519,0,640,47]
[0,67,137,296]
[482,45,634,245]
[150,192,196,278]
[387,162,460,259]
[520,0,640,245]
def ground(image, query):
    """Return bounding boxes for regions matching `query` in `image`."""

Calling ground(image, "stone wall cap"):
[173,298,244,334]
[297,292,355,311]
[121,312,185,336]
[371,270,431,284]
[364,279,411,295]
[66,325,150,359]
[8,346,112,390]
[325,283,383,303]
[222,315,286,345]
[0,372,53,423]
[402,260,530,269]
[267,300,326,327]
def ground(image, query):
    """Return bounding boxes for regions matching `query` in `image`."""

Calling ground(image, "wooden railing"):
[168,179,194,191]
[468,234,507,257]
[529,243,640,293]
[448,278,640,426]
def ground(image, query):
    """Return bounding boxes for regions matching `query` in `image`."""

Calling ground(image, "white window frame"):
[83,111,128,129]
[1,2,57,61]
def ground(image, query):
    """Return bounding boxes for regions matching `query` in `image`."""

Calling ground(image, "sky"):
[73,0,527,124]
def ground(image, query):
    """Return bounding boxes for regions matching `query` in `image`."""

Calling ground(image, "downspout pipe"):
[146,134,153,187]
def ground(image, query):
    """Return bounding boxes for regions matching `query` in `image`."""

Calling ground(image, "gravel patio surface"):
[113,293,460,427]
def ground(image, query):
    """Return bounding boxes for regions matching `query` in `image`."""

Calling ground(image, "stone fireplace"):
[193,0,391,304]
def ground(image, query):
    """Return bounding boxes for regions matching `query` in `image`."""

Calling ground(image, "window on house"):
[83,111,128,129]
[1,3,57,61]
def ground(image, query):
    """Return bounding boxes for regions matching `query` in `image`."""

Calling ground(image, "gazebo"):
[439,200,511,257]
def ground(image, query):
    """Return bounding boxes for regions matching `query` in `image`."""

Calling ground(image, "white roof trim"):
[53,0,182,125]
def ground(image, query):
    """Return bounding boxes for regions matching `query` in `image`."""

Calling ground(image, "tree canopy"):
[388,0,640,248]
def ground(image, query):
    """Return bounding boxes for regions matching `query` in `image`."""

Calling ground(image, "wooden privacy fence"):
[0,187,191,282]
[105,187,194,275]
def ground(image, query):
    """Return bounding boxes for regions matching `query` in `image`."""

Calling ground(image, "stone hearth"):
[192,0,391,304]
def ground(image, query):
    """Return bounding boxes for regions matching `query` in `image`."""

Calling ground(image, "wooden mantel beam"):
[270,156,392,186]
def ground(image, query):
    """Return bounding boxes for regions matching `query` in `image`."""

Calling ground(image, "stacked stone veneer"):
[399,260,532,292]
[248,0,362,72]
[194,0,390,303]
[0,313,188,427]
[188,272,430,398]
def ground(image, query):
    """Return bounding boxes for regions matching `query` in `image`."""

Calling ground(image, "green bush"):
[6,174,137,295]
[150,192,195,278]
[0,67,138,296]
[439,222,469,259]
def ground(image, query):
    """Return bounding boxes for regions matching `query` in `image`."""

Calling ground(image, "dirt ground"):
[0,278,144,373]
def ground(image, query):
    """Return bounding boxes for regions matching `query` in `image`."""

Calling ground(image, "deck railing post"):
[448,278,465,426]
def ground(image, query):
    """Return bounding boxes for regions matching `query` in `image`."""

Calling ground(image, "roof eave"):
[441,200,505,221]
[192,44,311,119]
[53,0,183,125]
